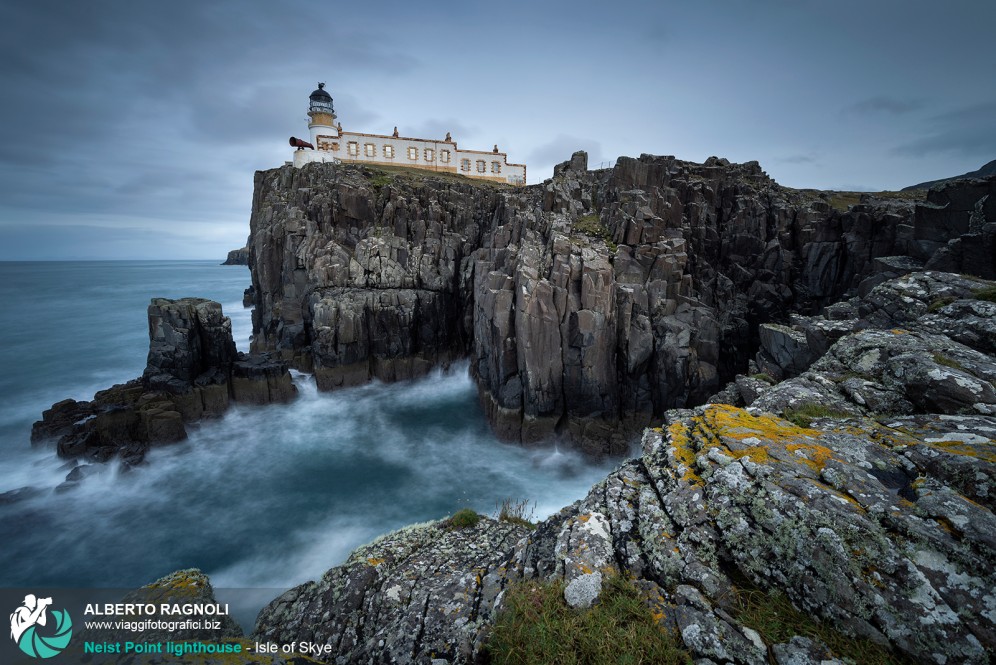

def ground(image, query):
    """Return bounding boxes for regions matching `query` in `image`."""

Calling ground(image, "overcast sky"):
[0,0,993,260]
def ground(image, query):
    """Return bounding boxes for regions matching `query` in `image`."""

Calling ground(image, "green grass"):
[728,587,915,665]
[573,214,617,251]
[496,498,537,530]
[749,372,776,385]
[932,353,966,371]
[486,576,691,665]
[445,508,481,530]
[369,173,393,189]
[927,295,957,312]
[826,192,863,212]
[783,402,852,428]
[973,286,996,303]
[360,164,512,188]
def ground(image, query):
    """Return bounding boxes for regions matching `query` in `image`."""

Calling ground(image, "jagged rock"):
[755,327,996,417]
[245,160,991,453]
[144,298,238,391]
[255,402,995,664]
[248,267,996,663]
[755,323,815,380]
[33,299,296,468]
[254,518,528,664]
[915,176,996,278]
[751,272,996,419]
[231,352,297,404]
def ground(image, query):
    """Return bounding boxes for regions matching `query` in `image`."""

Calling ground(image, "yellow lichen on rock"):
[703,404,820,444]
[785,443,836,473]
[667,420,704,486]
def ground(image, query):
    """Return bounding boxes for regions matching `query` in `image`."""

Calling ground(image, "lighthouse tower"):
[308,82,338,146]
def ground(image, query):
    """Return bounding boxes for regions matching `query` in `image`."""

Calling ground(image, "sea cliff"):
[245,153,993,454]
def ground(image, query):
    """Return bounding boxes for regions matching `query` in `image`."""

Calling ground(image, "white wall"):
[296,130,526,184]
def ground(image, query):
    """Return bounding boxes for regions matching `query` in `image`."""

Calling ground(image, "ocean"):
[0,261,622,596]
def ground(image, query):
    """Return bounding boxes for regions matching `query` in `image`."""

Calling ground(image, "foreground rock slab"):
[251,403,995,664]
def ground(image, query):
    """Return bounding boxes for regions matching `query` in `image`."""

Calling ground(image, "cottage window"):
[492,161,501,174]
[347,141,359,156]
[364,143,376,157]
[383,145,395,158]
[460,158,470,172]
[440,150,451,163]
[424,148,434,161]
[476,160,486,173]
[408,147,418,160]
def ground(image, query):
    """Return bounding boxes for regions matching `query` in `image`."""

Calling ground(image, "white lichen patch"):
[563,571,602,608]
[579,512,611,542]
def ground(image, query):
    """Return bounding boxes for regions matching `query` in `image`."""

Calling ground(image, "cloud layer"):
[0,0,993,258]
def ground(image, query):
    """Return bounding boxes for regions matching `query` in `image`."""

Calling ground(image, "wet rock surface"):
[32,298,296,472]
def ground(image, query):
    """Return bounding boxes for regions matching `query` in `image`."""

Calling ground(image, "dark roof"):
[309,82,332,102]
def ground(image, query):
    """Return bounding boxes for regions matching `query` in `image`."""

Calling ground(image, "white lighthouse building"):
[291,83,526,185]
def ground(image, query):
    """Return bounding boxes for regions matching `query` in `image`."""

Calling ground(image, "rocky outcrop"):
[222,246,250,265]
[245,156,992,453]
[253,410,996,664]
[32,298,295,471]
[916,176,996,278]
[903,158,996,191]
[253,271,996,664]
[255,518,528,663]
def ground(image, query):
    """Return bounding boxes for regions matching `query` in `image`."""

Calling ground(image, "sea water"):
[0,261,623,594]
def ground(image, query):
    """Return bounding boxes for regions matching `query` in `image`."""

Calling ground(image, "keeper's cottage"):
[290,83,526,185]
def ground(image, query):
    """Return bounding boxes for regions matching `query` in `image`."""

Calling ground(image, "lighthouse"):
[290,82,526,184]
[308,82,338,146]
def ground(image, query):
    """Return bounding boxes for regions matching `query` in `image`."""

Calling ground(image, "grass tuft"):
[973,286,996,303]
[486,576,691,665]
[783,403,851,428]
[932,353,966,371]
[445,508,481,530]
[927,295,957,312]
[369,173,393,189]
[496,498,537,530]
[750,372,776,385]
[728,586,914,665]
[573,214,617,251]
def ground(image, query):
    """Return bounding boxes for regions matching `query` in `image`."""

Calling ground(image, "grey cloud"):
[843,96,925,116]
[528,135,608,169]
[403,119,480,143]
[893,101,996,157]
[776,154,818,164]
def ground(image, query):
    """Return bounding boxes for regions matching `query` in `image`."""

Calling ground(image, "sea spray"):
[1,363,624,594]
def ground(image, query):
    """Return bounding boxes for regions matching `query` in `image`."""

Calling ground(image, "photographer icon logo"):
[9,594,73,658]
